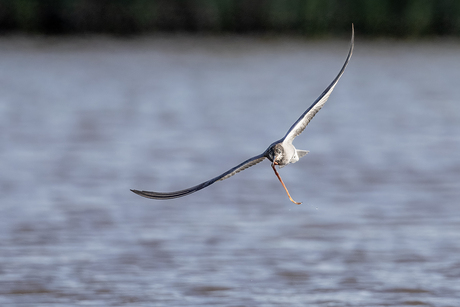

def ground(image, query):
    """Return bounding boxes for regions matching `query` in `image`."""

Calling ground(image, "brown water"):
[1,36,460,306]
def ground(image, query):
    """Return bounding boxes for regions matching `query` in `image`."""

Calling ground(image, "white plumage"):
[132,25,354,204]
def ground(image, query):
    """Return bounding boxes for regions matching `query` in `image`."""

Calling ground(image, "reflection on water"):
[1,36,460,306]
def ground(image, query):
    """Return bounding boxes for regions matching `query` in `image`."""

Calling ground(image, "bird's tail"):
[297,150,309,159]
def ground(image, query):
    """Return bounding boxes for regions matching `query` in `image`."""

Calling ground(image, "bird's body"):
[266,142,308,167]
[131,25,354,204]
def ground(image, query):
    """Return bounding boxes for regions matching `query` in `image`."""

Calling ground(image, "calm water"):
[1,36,460,306]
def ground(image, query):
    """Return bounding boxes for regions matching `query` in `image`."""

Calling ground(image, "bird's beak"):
[272,154,280,167]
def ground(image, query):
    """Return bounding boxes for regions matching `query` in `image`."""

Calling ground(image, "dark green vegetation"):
[1,0,460,36]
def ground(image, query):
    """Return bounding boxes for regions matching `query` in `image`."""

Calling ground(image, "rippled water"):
[1,36,460,306]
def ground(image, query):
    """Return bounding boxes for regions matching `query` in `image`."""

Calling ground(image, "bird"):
[131,25,354,205]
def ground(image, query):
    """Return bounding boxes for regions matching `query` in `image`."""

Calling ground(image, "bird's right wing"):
[131,154,266,200]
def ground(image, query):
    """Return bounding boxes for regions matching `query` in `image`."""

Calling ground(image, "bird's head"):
[268,143,284,165]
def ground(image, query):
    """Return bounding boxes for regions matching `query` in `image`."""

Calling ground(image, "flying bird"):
[131,25,354,204]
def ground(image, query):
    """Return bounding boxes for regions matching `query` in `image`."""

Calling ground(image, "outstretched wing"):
[282,25,354,145]
[131,154,266,200]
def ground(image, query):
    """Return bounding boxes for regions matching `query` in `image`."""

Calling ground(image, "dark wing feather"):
[131,154,266,200]
[282,25,354,144]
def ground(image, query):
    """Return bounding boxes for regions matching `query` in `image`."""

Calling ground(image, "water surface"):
[1,36,460,306]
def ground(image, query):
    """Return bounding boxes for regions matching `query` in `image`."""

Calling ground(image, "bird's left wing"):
[131,154,266,200]
[282,25,354,145]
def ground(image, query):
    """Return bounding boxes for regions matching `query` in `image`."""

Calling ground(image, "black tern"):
[132,25,354,204]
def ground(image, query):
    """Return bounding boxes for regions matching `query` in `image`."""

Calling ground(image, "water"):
[1,36,460,306]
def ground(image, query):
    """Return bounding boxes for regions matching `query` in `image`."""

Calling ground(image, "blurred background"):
[1,0,460,37]
[1,1,460,306]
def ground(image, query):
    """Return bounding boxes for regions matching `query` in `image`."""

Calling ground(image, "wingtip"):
[351,23,354,41]
[348,23,355,58]
[130,189,142,195]
[130,189,161,199]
